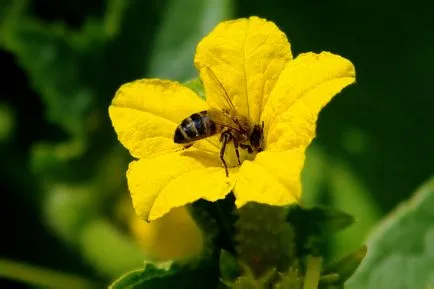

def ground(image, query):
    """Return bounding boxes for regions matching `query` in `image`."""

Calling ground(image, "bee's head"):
[250,122,264,153]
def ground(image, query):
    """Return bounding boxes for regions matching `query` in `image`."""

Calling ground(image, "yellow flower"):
[109,16,355,221]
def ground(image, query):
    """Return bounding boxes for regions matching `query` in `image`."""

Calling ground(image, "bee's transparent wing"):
[199,65,238,116]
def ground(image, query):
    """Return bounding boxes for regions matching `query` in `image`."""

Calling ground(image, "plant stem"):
[303,255,322,289]
[0,259,99,289]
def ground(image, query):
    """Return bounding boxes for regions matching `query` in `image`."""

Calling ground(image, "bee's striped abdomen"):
[174,111,216,144]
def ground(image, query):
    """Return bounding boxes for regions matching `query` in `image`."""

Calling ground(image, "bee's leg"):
[232,136,241,165]
[219,132,230,177]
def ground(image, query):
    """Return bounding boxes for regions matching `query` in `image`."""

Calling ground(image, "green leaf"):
[322,245,367,285]
[1,0,231,137]
[109,263,175,289]
[148,0,233,81]
[286,205,355,257]
[318,286,342,289]
[319,273,340,286]
[0,259,99,289]
[287,206,355,237]
[109,262,219,289]
[346,178,434,289]
[1,18,99,135]
[220,249,240,281]
[0,0,124,136]
[183,78,205,99]
[109,269,146,289]
[274,267,302,289]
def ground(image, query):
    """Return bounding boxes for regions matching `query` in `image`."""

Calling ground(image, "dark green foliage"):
[198,201,364,289]
[219,249,241,282]
[286,205,355,257]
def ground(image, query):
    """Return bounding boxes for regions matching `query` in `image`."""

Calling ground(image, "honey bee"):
[174,66,264,176]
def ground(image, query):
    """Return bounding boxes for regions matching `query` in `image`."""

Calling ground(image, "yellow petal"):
[127,150,235,221]
[262,52,356,151]
[234,149,304,207]
[129,207,204,261]
[194,16,292,123]
[109,79,208,158]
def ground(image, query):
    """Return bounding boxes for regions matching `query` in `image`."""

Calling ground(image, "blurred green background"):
[1,0,433,288]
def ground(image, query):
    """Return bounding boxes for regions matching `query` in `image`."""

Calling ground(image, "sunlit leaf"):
[109,263,176,289]
[347,178,434,289]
